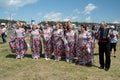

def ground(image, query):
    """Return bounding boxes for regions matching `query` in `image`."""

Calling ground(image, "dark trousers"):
[1,33,6,43]
[98,42,111,69]
[110,43,117,51]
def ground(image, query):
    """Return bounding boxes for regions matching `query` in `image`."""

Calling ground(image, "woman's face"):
[93,26,96,30]
[64,23,68,26]
[68,23,73,30]
[45,23,49,28]
[1,25,5,28]
[32,24,37,30]
[81,26,85,31]
[56,24,60,29]
[17,22,22,28]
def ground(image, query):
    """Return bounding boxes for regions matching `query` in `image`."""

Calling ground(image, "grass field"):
[0,31,120,80]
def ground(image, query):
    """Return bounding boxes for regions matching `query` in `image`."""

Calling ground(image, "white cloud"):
[85,16,91,22]
[83,3,96,14]
[73,9,80,14]
[113,21,120,24]
[0,0,38,9]
[71,16,78,20]
[43,11,79,22]
[43,12,62,21]
[61,16,71,21]
[62,18,70,21]
[61,15,78,21]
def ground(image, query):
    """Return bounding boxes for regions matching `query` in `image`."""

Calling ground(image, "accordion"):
[98,28,110,40]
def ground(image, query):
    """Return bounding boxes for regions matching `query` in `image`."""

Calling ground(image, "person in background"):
[63,22,68,35]
[22,23,28,32]
[41,22,53,60]
[60,22,68,58]
[76,24,93,65]
[96,21,111,71]
[91,25,97,54]
[29,24,42,60]
[0,23,7,43]
[64,22,77,63]
[114,24,119,32]
[10,21,27,59]
[109,26,119,58]
[52,23,64,61]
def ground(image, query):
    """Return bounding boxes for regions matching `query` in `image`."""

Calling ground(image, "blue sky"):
[0,0,120,23]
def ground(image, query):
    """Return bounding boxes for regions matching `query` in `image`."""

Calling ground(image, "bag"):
[110,33,115,38]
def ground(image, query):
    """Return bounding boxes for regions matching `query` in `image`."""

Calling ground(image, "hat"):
[110,26,115,29]
[1,23,5,26]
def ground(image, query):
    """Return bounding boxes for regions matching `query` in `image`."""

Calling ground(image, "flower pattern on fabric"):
[42,28,53,57]
[9,28,27,58]
[52,29,64,60]
[65,30,76,61]
[30,29,42,58]
[76,31,93,64]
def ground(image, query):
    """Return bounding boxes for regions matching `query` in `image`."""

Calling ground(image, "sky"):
[0,0,120,24]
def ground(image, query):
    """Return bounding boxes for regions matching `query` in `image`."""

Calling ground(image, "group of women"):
[9,21,94,65]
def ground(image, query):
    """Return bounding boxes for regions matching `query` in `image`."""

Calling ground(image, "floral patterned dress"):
[9,30,16,53]
[30,29,42,59]
[76,31,93,65]
[65,30,76,62]
[10,28,27,59]
[42,28,53,59]
[52,29,64,61]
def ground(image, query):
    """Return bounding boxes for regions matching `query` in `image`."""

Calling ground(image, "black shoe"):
[113,56,116,58]
[105,68,109,71]
[98,66,104,69]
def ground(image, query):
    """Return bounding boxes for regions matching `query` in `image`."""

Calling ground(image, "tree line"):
[0,19,120,27]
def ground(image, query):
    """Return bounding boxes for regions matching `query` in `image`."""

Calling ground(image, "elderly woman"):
[29,24,42,60]
[41,22,53,60]
[10,21,27,59]
[76,24,93,65]
[64,22,77,63]
[52,23,64,61]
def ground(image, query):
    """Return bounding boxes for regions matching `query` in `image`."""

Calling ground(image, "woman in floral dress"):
[41,22,53,60]
[76,24,93,65]
[52,23,64,61]
[29,24,42,60]
[64,22,77,63]
[10,21,27,59]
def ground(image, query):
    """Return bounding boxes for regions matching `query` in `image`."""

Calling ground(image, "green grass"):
[0,31,120,80]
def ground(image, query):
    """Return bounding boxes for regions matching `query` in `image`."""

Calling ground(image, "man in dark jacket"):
[96,21,111,71]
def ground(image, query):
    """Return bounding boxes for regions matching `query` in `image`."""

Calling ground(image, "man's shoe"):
[98,66,104,69]
[113,56,116,58]
[105,68,109,71]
